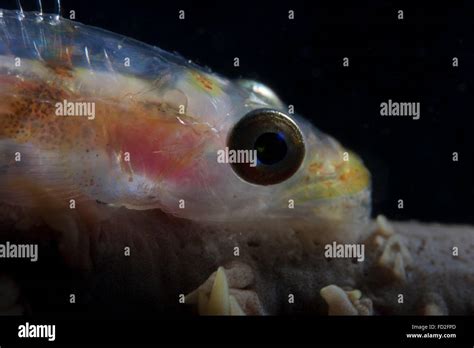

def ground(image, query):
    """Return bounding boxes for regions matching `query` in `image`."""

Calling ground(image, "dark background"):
[7,0,473,223]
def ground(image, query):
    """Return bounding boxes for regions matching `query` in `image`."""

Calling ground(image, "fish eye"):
[227,108,305,185]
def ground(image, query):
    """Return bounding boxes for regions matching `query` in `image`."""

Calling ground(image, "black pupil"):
[254,132,288,165]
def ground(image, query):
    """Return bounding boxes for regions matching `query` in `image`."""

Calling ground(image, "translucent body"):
[0,9,370,231]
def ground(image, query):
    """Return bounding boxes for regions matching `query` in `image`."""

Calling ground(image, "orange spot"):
[339,172,351,181]
[309,162,323,174]
[192,71,215,92]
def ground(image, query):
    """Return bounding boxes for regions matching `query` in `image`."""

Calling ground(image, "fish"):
[0,5,371,227]
[0,2,381,316]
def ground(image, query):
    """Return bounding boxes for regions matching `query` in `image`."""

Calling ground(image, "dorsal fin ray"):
[37,0,43,16]
[14,0,61,19]
[54,0,61,20]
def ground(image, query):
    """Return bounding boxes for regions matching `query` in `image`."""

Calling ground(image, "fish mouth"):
[280,150,371,217]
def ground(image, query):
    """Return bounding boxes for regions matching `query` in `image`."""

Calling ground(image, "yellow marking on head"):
[288,151,370,202]
[188,70,222,96]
